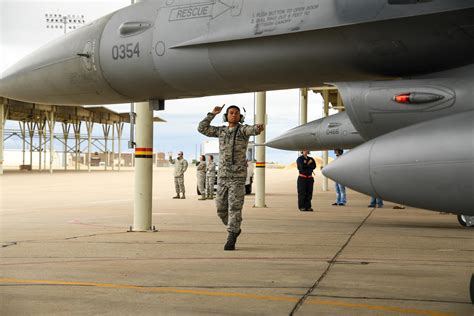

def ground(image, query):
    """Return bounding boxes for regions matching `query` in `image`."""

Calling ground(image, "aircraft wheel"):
[471,274,474,304]
[457,215,474,227]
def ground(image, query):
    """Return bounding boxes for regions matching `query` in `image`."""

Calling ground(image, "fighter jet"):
[0,0,473,224]
[267,65,474,227]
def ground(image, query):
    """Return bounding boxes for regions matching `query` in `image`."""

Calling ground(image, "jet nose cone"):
[322,142,375,196]
[266,121,318,151]
[267,111,364,151]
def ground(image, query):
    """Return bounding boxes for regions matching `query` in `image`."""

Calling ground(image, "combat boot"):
[180,193,186,199]
[198,195,207,200]
[173,194,180,199]
[207,195,214,200]
[224,232,238,251]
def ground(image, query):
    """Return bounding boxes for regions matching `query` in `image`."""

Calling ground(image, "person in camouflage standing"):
[169,151,188,199]
[198,104,264,250]
[197,155,207,200]
[206,155,216,200]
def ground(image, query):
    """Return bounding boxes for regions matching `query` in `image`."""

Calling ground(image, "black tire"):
[457,215,467,227]
[470,274,474,304]
[245,184,251,195]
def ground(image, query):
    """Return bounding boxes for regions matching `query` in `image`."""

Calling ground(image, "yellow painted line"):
[305,298,454,316]
[0,278,454,316]
[135,152,153,156]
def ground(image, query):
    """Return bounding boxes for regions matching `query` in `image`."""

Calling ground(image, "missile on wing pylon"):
[322,110,474,216]
[266,111,365,151]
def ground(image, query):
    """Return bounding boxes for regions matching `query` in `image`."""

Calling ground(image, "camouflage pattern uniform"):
[197,161,207,197]
[169,156,188,194]
[198,112,262,233]
[206,160,216,198]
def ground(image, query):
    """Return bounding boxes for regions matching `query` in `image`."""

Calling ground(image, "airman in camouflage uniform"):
[169,151,188,199]
[198,105,264,250]
[197,155,207,200]
[206,155,216,199]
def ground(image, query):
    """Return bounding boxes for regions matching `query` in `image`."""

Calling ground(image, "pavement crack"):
[1,242,17,248]
[64,232,127,240]
[289,209,376,316]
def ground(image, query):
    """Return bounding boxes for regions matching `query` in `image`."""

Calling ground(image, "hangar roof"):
[1,97,166,124]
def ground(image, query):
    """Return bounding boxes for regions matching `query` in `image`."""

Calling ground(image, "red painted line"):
[135,148,153,152]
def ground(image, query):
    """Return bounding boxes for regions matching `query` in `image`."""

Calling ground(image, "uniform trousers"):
[206,174,216,197]
[297,176,314,210]
[216,177,246,233]
[197,173,206,196]
[174,176,185,194]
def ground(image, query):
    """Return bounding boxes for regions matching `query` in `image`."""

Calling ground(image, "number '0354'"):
[112,43,140,60]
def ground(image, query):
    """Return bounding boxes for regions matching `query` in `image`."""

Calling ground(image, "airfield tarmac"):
[0,167,472,316]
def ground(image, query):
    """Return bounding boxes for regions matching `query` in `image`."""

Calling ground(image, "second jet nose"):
[266,111,364,151]
[322,142,375,196]
[266,123,316,150]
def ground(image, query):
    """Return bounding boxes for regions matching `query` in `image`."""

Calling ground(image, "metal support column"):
[132,101,154,231]
[116,122,124,171]
[19,121,26,165]
[112,122,115,171]
[42,116,47,170]
[299,88,308,125]
[72,120,81,171]
[254,92,267,208]
[37,117,45,171]
[47,109,55,173]
[85,118,93,172]
[27,121,36,169]
[62,122,70,170]
[102,123,110,171]
[0,102,4,175]
[322,90,330,191]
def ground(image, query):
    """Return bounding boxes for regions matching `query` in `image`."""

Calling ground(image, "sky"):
[0,0,338,164]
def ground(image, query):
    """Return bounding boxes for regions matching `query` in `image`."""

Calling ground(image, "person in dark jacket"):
[296,150,316,212]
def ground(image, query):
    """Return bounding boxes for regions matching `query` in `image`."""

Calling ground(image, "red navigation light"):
[393,92,444,104]
[394,94,411,103]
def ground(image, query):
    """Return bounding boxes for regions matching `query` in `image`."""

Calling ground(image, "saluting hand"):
[212,104,225,115]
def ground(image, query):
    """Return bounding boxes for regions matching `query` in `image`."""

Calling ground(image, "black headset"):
[223,105,245,123]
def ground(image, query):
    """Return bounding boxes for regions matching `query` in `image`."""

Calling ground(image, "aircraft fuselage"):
[1,0,474,105]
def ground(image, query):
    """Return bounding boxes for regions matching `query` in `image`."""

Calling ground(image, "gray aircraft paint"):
[267,64,474,216]
[265,111,365,151]
[1,0,474,104]
[335,65,474,141]
[267,64,474,151]
[322,110,474,216]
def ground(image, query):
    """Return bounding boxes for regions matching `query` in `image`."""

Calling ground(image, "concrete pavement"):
[0,167,472,315]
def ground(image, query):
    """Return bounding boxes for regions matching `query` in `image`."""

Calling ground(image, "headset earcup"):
[223,114,227,122]
[240,114,244,123]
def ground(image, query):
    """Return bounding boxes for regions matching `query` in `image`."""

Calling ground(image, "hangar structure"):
[0,97,164,175]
